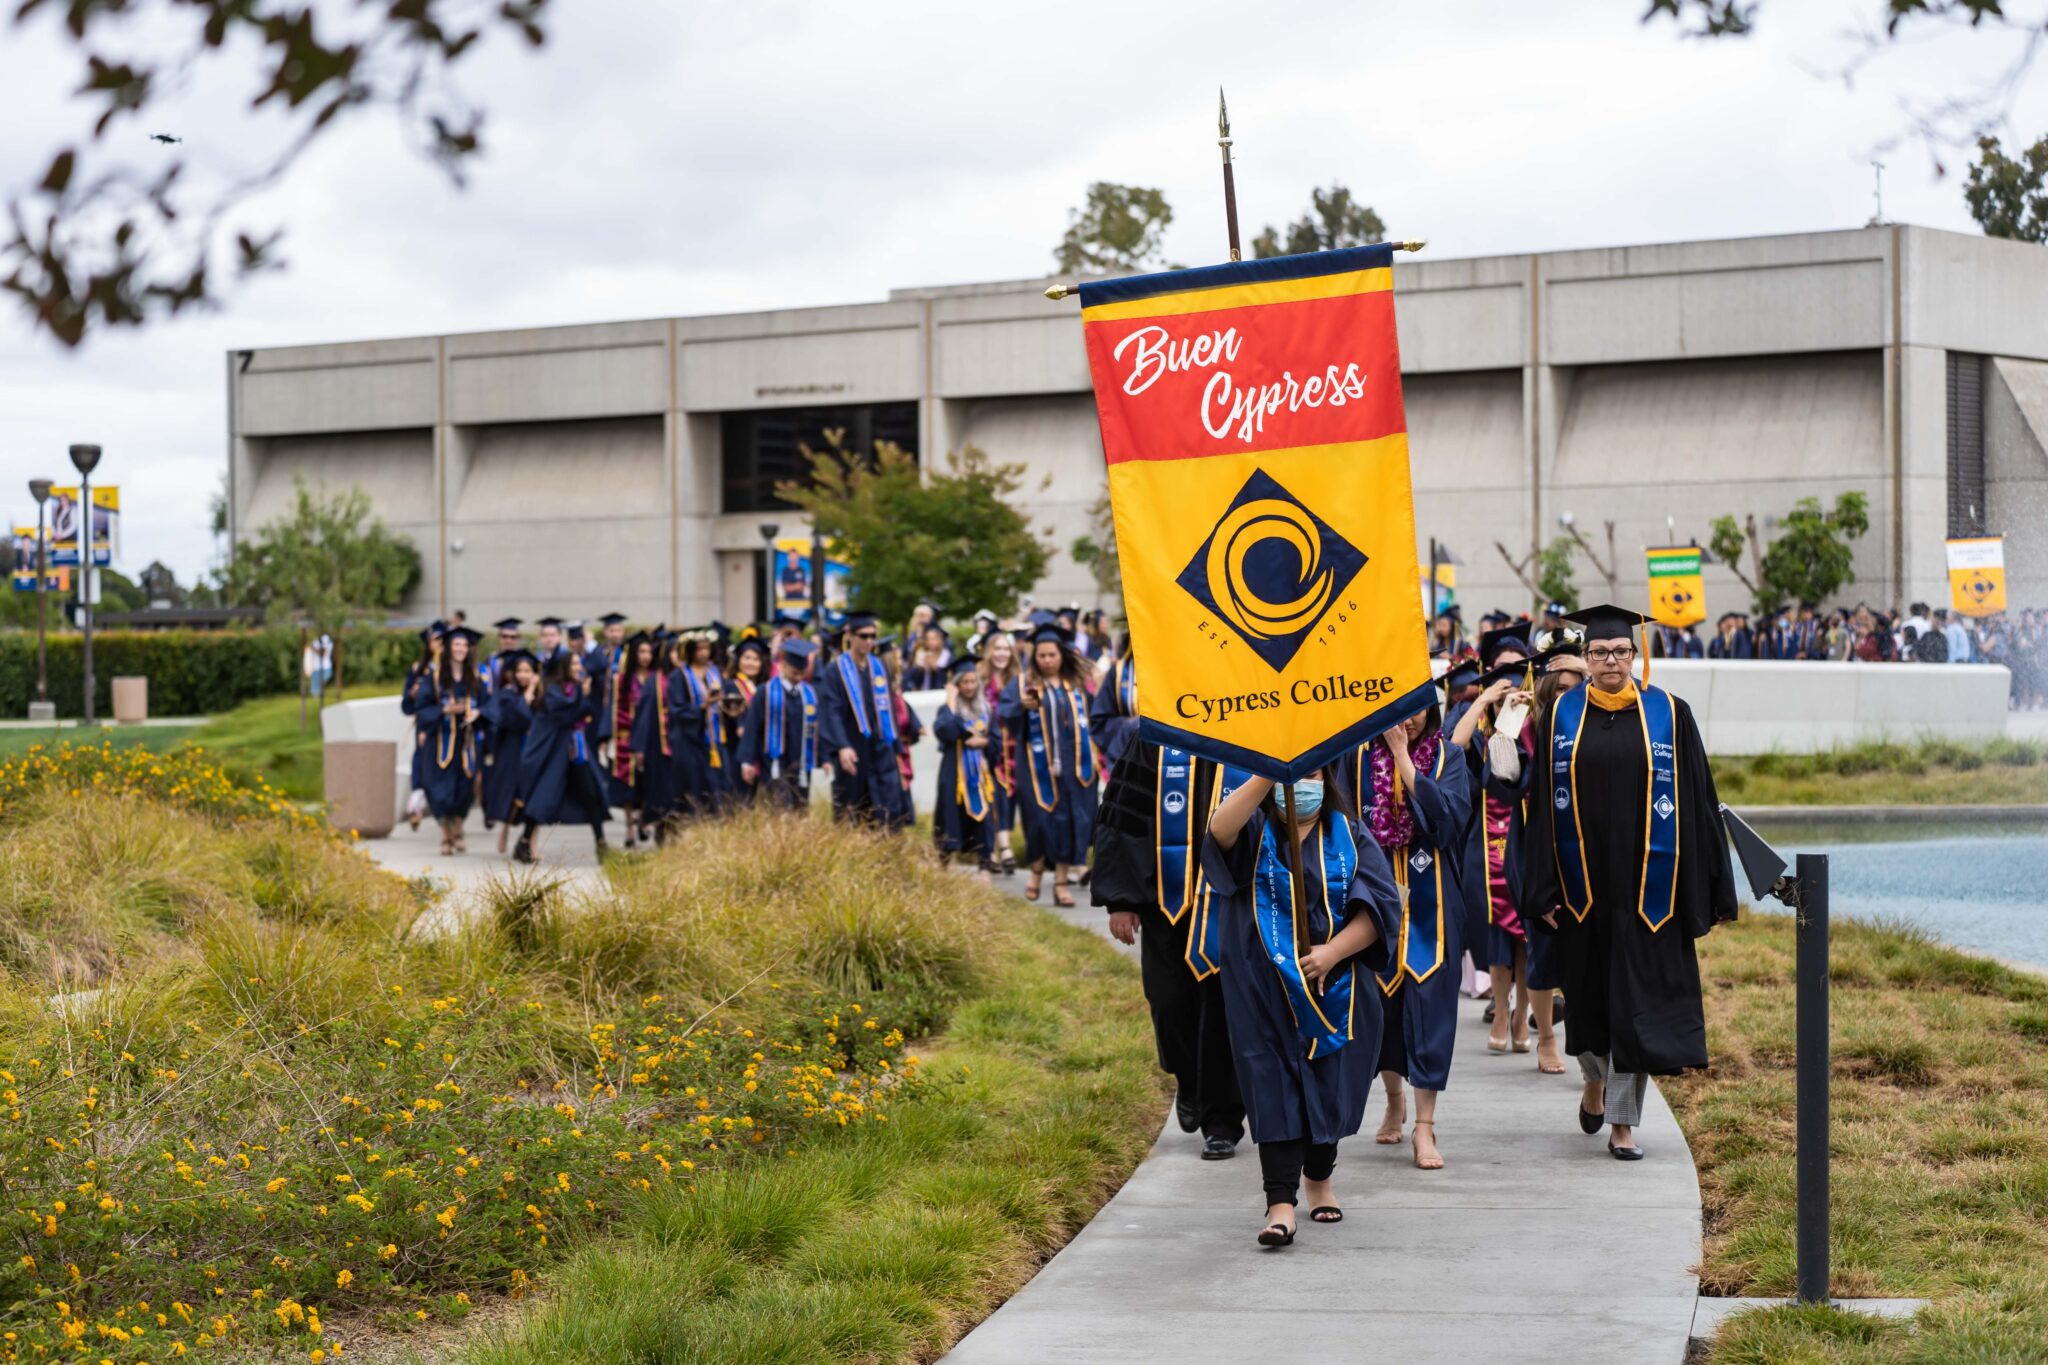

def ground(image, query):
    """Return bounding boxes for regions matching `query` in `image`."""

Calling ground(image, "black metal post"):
[809,537,826,632]
[78,468,94,724]
[34,496,49,706]
[1794,851,1830,1305]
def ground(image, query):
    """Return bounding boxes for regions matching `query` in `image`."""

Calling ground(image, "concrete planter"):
[325,740,398,838]
[111,676,148,724]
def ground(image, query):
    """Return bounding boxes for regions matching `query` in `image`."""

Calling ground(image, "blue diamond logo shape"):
[1175,468,1368,672]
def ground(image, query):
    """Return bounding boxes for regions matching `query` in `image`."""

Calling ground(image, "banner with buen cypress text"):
[1078,243,1433,781]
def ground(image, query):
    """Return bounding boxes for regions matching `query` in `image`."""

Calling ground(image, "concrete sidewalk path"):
[359,808,615,934]
[945,892,1704,1365]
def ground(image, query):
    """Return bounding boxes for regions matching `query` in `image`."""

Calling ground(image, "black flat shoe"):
[1608,1139,1644,1161]
[1483,1002,1496,1024]
[1579,1105,1604,1135]
[1175,1093,1199,1133]
[1201,1135,1238,1160]
[1256,1222,1295,1247]
[1308,1206,1344,1223]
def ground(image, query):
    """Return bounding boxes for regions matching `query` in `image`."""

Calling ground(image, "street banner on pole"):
[1646,545,1707,628]
[50,485,118,567]
[1078,242,1432,781]
[1945,536,2006,617]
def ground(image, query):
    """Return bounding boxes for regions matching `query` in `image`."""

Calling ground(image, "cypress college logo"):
[1174,468,1367,672]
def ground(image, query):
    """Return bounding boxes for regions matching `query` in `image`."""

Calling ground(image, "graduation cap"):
[623,629,652,652]
[1477,622,1532,668]
[777,635,816,662]
[536,615,563,629]
[707,620,732,648]
[1026,608,1060,630]
[598,612,628,627]
[565,620,587,639]
[947,654,981,680]
[1562,604,1651,642]
[1543,601,1571,618]
[916,597,942,615]
[972,608,999,626]
[1443,656,1483,694]
[446,625,484,648]
[843,611,879,634]
[876,634,899,655]
[732,636,770,662]
[492,617,523,633]
[1477,656,1534,691]
[1028,622,1070,649]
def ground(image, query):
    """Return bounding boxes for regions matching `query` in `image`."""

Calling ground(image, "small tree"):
[1709,512,1770,612]
[779,433,1050,629]
[1252,183,1387,259]
[1054,182,1175,274]
[216,476,421,686]
[1964,133,2048,243]
[1758,492,1870,608]
[1069,489,1121,606]
[1536,537,1580,613]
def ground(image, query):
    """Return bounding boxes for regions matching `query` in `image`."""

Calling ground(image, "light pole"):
[69,444,102,724]
[28,479,53,720]
[757,522,779,625]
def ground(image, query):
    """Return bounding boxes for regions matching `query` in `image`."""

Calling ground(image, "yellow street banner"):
[1078,243,1432,780]
[1645,545,1706,628]
[50,485,118,567]
[1946,536,2006,617]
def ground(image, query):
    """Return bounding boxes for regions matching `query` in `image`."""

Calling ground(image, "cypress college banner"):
[1646,546,1707,628]
[1078,242,1432,781]
[1946,535,2006,617]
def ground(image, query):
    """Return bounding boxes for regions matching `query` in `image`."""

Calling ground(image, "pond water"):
[1749,819,2048,969]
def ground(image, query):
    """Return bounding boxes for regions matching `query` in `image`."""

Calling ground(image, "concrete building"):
[227,224,2048,626]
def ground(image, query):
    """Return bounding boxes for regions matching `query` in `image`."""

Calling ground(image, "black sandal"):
[1256,1222,1295,1247]
[1579,1105,1605,1135]
[1309,1206,1344,1223]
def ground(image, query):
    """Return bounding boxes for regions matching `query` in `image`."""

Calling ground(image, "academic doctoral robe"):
[603,670,644,808]
[931,703,995,859]
[1338,734,1473,1092]
[815,653,909,830]
[1520,685,1736,1075]
[1093,743,1245,1143]
[415,670,485,820]
[480,686,532,826]
[1200,810,1401,1147]
[998,676,1098,866]
[517,682,605,826]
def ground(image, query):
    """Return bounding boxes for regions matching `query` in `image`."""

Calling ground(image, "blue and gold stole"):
[683,664,726,769]
[952,707,994,820]
[763,676,817,775]
[1155,745,1196,921]
[1022,680,1094,813]
[1377,739,1452,996]
[1253,811,1361,1058]
[1115,656,1137,716]
[1549,682,1682,932]
[1182,761,1254,980]
[836,653,898,745]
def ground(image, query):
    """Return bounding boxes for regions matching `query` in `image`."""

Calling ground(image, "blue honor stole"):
[1023,681,1094,814]
[954,710,995,820]
[837,654,898,745]
[1154,745,1196,922]
[1183,762,1256,981]
[1116,656,1137,716]
[1549,683,1682,932]
[1376,740,1452,997]
[683,665,726,769]
[764,676,817,776]
[1253,813,1361,1059]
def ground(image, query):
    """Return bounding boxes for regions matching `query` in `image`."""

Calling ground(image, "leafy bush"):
[0,627,417,719]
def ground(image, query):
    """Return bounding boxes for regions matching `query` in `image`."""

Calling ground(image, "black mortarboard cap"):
[1444,656,1483,690]
[733,636,769,659]
[1535,641,1589,672]
[536,615,563,629]
[947,655,980,680]
[876,634,898,654]
[496,648,538,675]
[1477,622,1532,668]
[447,625,483,647]
[598,612,628,626]
[708,620,731,647]
[1562,604,1651,643]
[565,620,587,638]
[777,636,815,661]
[1027,608,1060,629]
[844,611,878,632]
[1477,656,1534,690]
[1028,623,1070,648]
[492,617,522,632]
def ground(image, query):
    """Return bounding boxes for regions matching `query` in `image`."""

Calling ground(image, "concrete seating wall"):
[1647,659,2012,755]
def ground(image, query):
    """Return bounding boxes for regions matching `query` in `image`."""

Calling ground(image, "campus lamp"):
[28,478,52,714]
[69,444,101,724]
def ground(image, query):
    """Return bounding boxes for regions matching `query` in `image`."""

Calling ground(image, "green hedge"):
[0,628,420,718]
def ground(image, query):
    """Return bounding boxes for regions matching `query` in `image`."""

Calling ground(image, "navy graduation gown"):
[815,653,909,829]
[739,676,816,809]
[629,670,685,820]
[480,686,532,825]
[1088,656,1141,773]
[1443,698,1495,970]
[1200,810,1401,1147]
[517,682,605,826]
[998,677,1098,865]
[664,667,720,816]
[415,670,485,819]
[401,662,434,794]
[931,703,995,857]
[1481,726,1559,991]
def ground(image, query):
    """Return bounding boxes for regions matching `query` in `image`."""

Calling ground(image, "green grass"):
[0,721,198,758]
[1713,736,2048,807]
[1669,913,2048,1362]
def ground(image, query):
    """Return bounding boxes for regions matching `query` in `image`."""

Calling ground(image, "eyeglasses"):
[1585,647,1636,663]
[852,630,877,640]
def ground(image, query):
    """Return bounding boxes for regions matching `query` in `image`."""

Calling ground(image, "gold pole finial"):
[1044,284,1076,301]
[1398,238,1428,253]
[1218,86,1231,144]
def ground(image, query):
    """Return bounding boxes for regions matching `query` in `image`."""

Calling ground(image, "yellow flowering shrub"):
[0,741,320,833]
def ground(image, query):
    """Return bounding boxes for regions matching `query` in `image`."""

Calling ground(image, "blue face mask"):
[1285,778,1325,825]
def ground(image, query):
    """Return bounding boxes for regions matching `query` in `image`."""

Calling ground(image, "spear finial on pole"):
[1218,86,1242,262]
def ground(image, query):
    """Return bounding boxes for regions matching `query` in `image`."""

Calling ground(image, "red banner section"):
[1083,290,1406,466]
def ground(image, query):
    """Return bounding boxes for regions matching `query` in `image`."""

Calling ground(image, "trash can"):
[324,739,398,838]
[112,676,148,724]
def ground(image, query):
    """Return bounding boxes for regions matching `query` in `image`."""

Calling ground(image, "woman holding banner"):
[1521,606,1736,1160]
[998,622,1098,906]
[1202,767,1399,1246]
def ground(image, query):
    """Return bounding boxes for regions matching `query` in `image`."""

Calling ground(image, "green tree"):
[6,0,551,347]
[1251,183,1387,259]
[1758,492,1870,608]
[1536,537,1580,613]
[1068,490,1121,605]
[1054,182,1175,274]
[780,433,1050,630]
[215,477,421,637]
[1964,133,2048,243]
[1709,512,1768,609]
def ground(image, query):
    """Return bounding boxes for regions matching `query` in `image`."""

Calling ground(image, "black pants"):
[1132,902,1245,1143]
[1258,1138,1337,1207]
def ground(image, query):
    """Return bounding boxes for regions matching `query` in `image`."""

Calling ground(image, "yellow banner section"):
[1108,435,1432,775]
[1645,546,1706,628]
[1946,536,2006,617]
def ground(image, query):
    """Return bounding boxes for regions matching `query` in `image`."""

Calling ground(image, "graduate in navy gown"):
[630,633,686,841]
[603,633,656,841]
[931,656,998,877]
[1337,699,1474,1171]
[815,612,910,829]
[718,680,756,804]
[673,631,726,814]
[399,624,443,831]
[998,622,1098,906]
[512,648,609,863]
[481,649,537,855]
[480,617,523,691]
[416,625,487,855]
[1087,640,1142,774]
[877,636,923,826]
[1201,767,1400,1245]
[738,636,819,809]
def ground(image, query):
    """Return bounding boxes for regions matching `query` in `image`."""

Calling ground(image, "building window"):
[719,403,919,512]
[1945,352,1985,538]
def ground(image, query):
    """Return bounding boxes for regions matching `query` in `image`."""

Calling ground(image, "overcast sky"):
[3,0,2043,585]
